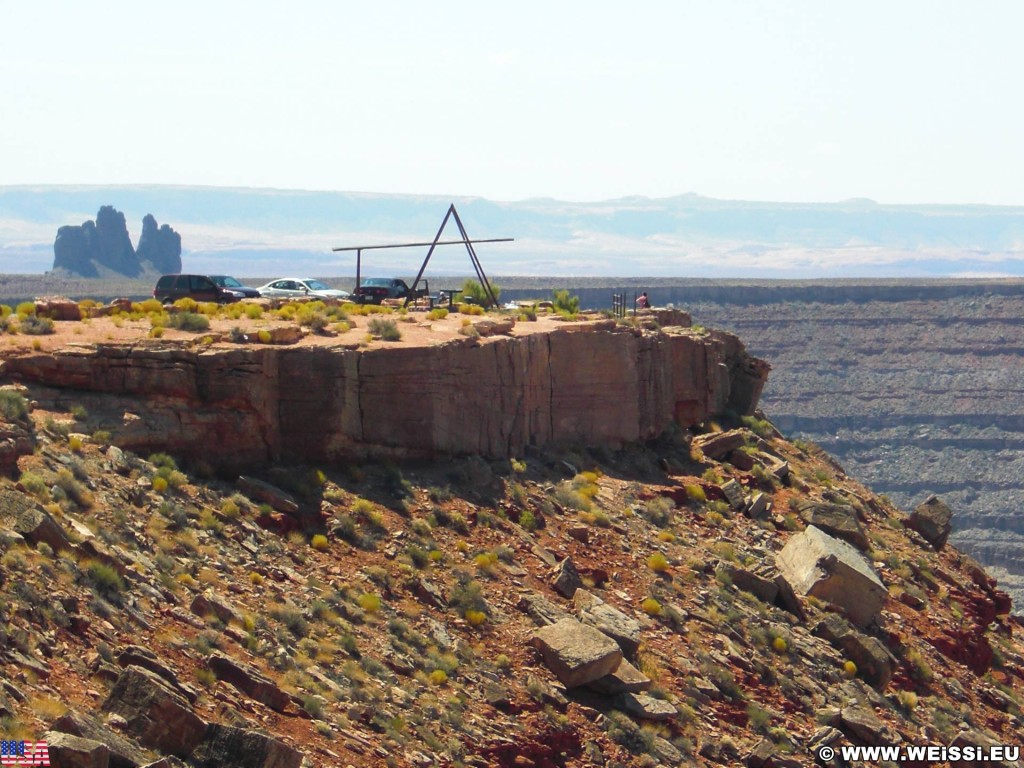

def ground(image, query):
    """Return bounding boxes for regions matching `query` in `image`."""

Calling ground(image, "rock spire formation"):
[52,205,181,277]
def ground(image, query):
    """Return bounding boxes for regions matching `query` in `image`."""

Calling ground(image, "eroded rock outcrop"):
[1,325,768,472]
[52,206,181,277]
[135,213,182,275]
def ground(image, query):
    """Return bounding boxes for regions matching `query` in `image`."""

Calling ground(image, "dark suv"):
[153,274,257,304]
[353,277,427,304]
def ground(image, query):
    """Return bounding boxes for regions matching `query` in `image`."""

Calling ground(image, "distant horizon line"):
[2,182,1023,211]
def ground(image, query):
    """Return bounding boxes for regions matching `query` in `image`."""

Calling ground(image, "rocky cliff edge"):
[0,317,770,472]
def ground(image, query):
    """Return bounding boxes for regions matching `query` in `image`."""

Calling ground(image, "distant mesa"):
[52,205,181,278]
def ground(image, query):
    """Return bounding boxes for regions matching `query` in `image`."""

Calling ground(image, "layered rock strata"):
[1,324,768,472]
[685,284,1024,612]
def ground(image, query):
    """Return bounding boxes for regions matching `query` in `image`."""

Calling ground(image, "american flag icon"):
[0,741,49,766]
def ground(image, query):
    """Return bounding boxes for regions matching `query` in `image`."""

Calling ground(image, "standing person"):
[635,291,650,309]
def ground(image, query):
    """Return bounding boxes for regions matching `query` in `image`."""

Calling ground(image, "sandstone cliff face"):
[1,326,768,472]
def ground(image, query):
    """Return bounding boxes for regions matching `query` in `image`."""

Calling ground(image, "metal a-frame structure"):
[332,204,512,308]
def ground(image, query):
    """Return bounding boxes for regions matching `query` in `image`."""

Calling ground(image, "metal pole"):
[405,204,456,306]
[450,205,499,308]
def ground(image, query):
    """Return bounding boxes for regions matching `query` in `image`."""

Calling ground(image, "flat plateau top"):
[0,307,654,359]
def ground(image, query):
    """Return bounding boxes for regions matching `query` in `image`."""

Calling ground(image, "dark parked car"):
[353,277,426,304]
[210,275,261,299]
[153,274,252,304]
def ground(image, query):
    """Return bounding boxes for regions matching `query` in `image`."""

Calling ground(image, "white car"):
[256,277,350,300]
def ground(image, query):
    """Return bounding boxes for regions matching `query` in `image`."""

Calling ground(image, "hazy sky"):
[3,1,1022,205]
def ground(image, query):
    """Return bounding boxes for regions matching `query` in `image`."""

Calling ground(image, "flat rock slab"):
[617,692,678,721]
[529,617,623,688]
[796,501,869,551]
[693,429,747,459]
[587,658,652,695]
[573,589,642,657]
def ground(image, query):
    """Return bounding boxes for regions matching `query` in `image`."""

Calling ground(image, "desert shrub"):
[133,298,165,314]
[367,317,401,341]
[56,468,92,508]
[457,303,485,316]
[685,484,707,503]
[461,278,500,304]
[747,703,772,732]
[18,315,54,335]
[647,552,670,572]
[427,307,449,321]
[172,297,198,312]
[641,597,663,616]
[149,452,178,470]
[642,496,675,526]
[905,647,933,683]
[518,508,539,531]
[0,390,29,421]
[83,560,124,600]
[167,312,210,332]
[358,592,381,612]
[310,534,329,551]
[553,481,592,512]
[15,301,35,317]
[711,541,738,562]
[741,414,775,439]
[19,471,47,497]
[897,690,918,712]
[605,710,655,755]
[518,305,538,321]
[552,289,580,316]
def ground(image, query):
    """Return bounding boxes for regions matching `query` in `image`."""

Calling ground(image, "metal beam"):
[332,237,513,253]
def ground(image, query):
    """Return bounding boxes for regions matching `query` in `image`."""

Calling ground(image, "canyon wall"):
[0,324,768,473]
[676,280,1024,610]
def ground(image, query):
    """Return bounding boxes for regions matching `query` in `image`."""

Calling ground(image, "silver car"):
[256,277,350,300]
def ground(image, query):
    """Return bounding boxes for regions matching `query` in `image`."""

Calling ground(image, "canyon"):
[629,279,1024,612]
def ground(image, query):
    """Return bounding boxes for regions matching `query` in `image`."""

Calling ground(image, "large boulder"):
[0,489,72,552]
[776,526,886,627]
[206,653,294,713]
[528,617,623,688]
[42,731,110,768]
[573,589,642,657]
[100,666,206,757]
[693,429,747,459]
[813,614,897,690]
[907,495,954,550]
[189,724,302,768]
[52,709,154,768]
[795,500,869,551]
[551,557,584,599]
